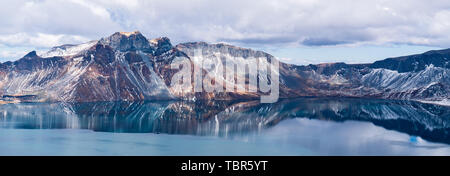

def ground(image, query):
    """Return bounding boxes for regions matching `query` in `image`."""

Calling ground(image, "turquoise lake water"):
[0,98,449,155]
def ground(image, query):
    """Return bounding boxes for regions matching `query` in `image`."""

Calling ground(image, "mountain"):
[0,31,448,104]
[371,49,450,72]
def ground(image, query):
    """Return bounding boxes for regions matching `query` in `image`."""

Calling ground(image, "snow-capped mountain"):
[0,31,448,104]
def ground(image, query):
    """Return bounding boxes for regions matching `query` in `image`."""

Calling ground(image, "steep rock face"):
[361,65,449,100]
[0,32,449,103]
[151,37,173,55]
[371,49,450,72]
[0,32,179,102]
[176,42,280,99]
[66,34,182,102]
[283,63,371,97]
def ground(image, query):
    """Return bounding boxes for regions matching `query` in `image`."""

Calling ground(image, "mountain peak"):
[423,48,450,55]
[99,31,154,53]
[150,37,173,55]
[118,31,142,37]
[24,51,38,58]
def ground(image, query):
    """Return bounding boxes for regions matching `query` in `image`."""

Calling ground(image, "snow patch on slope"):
[362,65,448,92]
[39,41,97,58]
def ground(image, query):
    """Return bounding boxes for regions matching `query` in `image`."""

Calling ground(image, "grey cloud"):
[302,38,351,46]
[220,36,299,45]
[2,0,450,50]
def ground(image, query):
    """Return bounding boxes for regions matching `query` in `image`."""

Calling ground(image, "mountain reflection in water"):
[0,98,449,144]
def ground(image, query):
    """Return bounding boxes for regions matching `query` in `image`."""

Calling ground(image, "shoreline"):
[1,98,450,107]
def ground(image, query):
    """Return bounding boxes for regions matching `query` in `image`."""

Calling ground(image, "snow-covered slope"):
[361,64,449,100]
[39,41,98,58]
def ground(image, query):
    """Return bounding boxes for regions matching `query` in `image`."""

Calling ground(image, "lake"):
[0,98,449,155]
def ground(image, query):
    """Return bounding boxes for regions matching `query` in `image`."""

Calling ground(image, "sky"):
[0,0,449,65]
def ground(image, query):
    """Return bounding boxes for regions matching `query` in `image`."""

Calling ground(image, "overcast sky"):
[0,0,449,64]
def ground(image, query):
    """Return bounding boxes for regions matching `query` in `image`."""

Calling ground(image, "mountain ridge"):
[0,32,448,105]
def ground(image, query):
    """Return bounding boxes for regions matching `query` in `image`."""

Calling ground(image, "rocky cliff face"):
[0,31,177,102]
[0,31,448,103]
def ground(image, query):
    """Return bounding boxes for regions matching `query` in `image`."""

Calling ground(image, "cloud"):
[2,0,450,56]
[0,0,121,36]
[67,0,111,19]
[302,38,351,46]
[0,33,90,48]
[0,50,28,61]
[222,36,298,45]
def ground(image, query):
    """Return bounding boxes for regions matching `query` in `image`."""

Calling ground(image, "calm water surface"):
[0,98,449,155]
